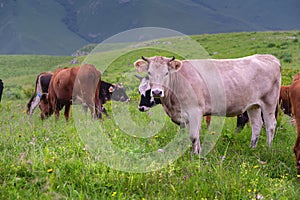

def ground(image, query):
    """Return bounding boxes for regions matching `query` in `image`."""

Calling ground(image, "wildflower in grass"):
[221,156,226,161]
[210,131,216,135]
[253,165,259,169]
[154,135,158,139]
[255,193,264,199]
[157,149,164,153]
[260,161,267,165]
[183,175,187,181]
[29,137,36,145]
[248,189,252,193]
[297,174,300,178]
[47,168,53,173]
[112,192,117,197]
[115,128,119,132]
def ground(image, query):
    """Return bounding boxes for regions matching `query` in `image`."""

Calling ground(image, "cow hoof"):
[250,138,258,148]
[192,144,202,155]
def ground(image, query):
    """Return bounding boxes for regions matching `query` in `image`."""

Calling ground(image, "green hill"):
[0,0,299,55]
[0,30,300,199]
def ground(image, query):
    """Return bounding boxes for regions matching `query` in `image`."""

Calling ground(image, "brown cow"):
[289,73,300,176]
[279,86,292,116]
[39,64,102,121]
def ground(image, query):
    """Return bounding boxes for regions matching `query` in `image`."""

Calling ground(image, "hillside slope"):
[0,0,299,55]
[0,0,88,55]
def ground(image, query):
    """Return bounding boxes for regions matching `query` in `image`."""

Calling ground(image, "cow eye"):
[148,72,151,76]
[165,72,169,76]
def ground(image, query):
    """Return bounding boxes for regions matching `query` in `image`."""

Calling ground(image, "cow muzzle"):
[151,89,164,98]
[138,106,150,112]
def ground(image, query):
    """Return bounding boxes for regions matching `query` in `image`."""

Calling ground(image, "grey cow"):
[134,54,281,154]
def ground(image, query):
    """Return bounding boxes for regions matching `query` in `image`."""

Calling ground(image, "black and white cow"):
[97,81,130,116]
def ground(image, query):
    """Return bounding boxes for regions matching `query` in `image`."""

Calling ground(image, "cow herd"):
[6,53,299,177]
[26,64,129,121]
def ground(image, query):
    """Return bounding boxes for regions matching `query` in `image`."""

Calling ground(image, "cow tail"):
[95,78,102,119]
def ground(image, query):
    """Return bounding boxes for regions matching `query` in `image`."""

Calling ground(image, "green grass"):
[1,31,300,199]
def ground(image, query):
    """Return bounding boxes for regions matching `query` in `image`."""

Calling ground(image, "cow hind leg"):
[294,135,300,176]
[247,107,263,148]
[261,104,277,147]
[293,115,300,176]
[64,104,71,121]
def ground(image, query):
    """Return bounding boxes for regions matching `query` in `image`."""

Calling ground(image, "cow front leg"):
[247,107,263,148]
[188,111,202,155]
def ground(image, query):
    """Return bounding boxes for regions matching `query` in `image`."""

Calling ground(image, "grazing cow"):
[39,64,102,121]
[26,72,53,117]
[0,79,3,102]
[135,75,211,128]
[27,71,128,118]
[99,81,130,116]
[134,54,281,154]
[289,73,300,176]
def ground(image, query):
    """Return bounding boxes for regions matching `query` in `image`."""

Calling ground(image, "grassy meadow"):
[1,30,300,199]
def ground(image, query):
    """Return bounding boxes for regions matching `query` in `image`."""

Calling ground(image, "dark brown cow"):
[289,73,300,176]
[0,79,3,102]
[39,64,102,121]
[26,72,53,117]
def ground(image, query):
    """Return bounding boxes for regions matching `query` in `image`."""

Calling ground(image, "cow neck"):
[162,71,180,107]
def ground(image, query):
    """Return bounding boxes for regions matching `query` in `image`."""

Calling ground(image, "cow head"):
[39,94,53,120]
[134,56,182,98]
[111,83,130,102]
[135,75,161,112]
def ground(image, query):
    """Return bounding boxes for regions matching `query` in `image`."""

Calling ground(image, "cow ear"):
[109,86,115,93]
[134,59,148,73]
[168,59,182,72]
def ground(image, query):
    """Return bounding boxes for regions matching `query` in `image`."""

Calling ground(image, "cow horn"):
[134,74,143,80]
[169,56,175,62]
[141,56,149,62]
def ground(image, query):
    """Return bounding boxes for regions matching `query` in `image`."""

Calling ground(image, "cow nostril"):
[152,90,162,97]
[138,106,145,112]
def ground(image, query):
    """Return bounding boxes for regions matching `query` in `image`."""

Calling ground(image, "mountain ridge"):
[0,0,299,55]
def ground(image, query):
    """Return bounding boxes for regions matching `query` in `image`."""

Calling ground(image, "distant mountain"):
[0,0,299,55]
